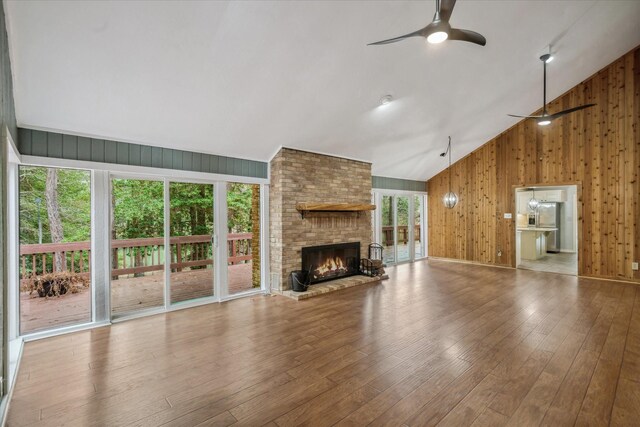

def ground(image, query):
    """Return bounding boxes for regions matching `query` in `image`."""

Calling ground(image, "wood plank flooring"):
[7,259,640,426]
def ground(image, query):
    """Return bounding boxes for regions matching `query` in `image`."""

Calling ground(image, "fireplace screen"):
[301,242,360,284]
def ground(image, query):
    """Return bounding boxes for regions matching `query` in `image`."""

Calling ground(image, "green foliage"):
[19,166,91,244]
[170,182,213,236]
[227,183,253,233]
[112,179,164,239]
[381,195,421,227]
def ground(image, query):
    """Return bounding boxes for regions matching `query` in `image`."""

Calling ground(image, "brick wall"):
[269,148,372,291]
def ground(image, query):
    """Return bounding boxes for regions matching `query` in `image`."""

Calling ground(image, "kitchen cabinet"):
[517,189,567,214]
[518,228,556,260]
[535,189,567,202]
[517,191,533,214]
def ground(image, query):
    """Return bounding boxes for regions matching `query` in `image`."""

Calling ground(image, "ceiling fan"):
[508,54,596,126]
[368,0,486,47]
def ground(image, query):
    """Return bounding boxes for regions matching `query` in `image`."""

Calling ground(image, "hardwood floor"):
[7,259,640,426]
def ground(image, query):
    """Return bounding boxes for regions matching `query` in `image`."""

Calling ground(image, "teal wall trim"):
[372,176,427,192]
[18,128,269,179]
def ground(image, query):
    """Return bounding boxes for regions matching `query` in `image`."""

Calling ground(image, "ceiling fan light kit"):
[368,0,486,47]
[427,31,448,44]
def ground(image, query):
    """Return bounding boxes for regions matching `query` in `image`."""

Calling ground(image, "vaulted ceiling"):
[5,0,640,180]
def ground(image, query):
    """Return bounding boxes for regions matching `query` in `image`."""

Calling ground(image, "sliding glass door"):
[18,166,92,334]
[375,191,427,266]
[396,196,410,263]
[15,164,265,335]
[227,183,261,295]
[110,178,263,318]
[169,182,215,304]
[381,195,395,264]
[110,178,165,316]
[415,195,425,258]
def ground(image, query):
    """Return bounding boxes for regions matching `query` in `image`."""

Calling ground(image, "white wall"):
[560,186,577,252]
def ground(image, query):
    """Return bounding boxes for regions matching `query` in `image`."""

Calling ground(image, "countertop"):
[517,227,558,232]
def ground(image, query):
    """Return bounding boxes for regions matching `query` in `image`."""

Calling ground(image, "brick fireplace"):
[269,148,372,292]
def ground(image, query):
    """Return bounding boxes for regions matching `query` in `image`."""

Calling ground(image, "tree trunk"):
[45,168,65,271]
[250,185,261,288]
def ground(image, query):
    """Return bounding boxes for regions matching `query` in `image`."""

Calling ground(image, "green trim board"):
[17,128,268,179]
[372,176,427,192]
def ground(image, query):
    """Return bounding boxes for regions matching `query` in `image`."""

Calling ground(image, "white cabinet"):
[536,189,567,202]
[517,191,532,214]
[520,230,547,260]
[517,190,566,214]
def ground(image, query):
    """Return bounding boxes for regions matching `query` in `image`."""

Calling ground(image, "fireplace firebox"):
[301,242,360,284]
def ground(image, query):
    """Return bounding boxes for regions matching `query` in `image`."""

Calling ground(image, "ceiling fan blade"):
[448,28,487,46]
[367,28,425,45]
[548,104,596,120]
[439,0,457,22]
[507,114,545,119]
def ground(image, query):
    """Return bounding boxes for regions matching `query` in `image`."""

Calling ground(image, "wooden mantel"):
[295,202,376,219]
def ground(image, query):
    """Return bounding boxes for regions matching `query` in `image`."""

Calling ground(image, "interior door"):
[169,182,215,304]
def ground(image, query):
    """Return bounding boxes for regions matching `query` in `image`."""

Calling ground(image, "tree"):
[45,169,64,271]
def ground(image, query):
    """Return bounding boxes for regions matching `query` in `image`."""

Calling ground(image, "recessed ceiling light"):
[380,95,393,106]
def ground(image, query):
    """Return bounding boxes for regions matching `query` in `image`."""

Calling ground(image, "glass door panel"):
[381,195,395,264]
[397,196,410,262]
[111,178,165,316]
[414,195,424,258]
[227,183,260,294]
[19,166,92,334]
[169,182,214,304]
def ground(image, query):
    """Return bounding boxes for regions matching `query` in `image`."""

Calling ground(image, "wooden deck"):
[9,259,640,426]
[20,263,254,334]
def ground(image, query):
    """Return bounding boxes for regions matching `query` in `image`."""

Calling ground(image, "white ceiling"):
[5,0,640,180]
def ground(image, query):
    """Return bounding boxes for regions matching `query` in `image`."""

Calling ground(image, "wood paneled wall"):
[427,47,640,283]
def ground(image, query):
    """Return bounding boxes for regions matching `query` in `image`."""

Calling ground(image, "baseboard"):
[578,274,640,285]
[428,257,639,285]
[427,257,514,270]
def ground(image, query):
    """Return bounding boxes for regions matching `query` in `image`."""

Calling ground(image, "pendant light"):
[528,188,539,211]
[441,136,458,209]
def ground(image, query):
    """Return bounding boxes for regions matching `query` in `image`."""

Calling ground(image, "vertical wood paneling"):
[428,47,640,283]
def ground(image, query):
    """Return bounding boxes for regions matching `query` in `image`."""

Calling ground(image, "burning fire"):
[314,256,348,278]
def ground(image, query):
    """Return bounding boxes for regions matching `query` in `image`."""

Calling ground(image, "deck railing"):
[19,233,252,280]
[381,225,421,246]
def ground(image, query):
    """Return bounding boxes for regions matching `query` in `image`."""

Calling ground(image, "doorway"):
[515,185,578,275]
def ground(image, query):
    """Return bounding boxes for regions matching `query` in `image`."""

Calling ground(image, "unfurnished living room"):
[0,0,639,425]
